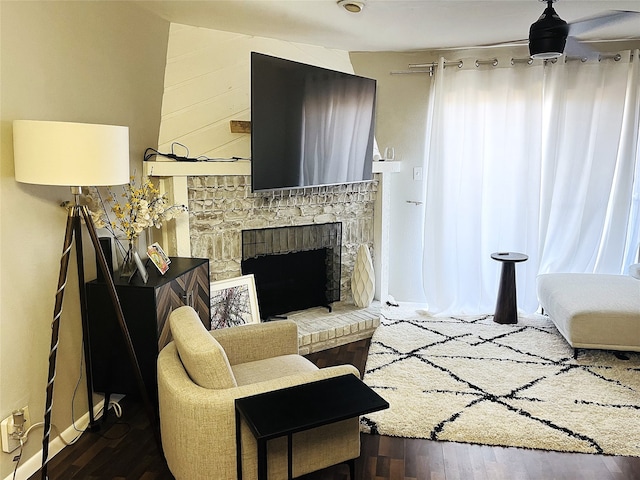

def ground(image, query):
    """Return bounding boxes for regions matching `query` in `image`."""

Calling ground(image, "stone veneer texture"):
[188,175,378,302]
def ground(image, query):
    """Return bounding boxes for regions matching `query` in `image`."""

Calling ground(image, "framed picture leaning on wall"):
[210,274,261,329]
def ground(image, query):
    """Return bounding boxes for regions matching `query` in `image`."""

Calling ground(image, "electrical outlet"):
[1,406,30,454]
[413,166,423,181]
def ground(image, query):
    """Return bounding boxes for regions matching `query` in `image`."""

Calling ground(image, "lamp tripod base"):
[40,204,160,480]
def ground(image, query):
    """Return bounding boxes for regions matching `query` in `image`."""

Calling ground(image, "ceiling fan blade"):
[563,37,597,60]
[568,10,639,37]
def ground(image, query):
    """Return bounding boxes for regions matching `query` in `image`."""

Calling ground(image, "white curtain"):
[299,74,375,185]
[423,51,640,315]
[539,53,640,273]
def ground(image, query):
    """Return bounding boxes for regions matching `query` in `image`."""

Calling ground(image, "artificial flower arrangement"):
[82,175,187,275]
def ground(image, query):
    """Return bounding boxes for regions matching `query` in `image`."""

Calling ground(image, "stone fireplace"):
[241,222,342,320]
[145,159,399,305]
[187,175,378,304]
[144,160,399,352]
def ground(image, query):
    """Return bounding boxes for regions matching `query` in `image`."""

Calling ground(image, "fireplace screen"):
[241,223,342,320]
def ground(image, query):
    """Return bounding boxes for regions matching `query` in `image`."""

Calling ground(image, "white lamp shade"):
[13,120,130,186]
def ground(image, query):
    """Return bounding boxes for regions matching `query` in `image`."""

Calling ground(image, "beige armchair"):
[157,306,361,480]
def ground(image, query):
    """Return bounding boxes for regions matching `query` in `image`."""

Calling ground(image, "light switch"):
[413,167,423,181]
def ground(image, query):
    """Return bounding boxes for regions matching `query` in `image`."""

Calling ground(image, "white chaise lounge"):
[537,273,640,355]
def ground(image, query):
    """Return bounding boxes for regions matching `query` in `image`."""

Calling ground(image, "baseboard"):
[4,395,123,480]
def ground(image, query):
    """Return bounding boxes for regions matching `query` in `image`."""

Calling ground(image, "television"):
[250,52,376,192]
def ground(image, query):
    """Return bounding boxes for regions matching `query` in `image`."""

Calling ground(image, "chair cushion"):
[232,354,318,386]
[169,306,237,389]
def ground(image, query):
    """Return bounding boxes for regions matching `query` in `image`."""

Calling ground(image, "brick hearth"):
[289,301,380,354]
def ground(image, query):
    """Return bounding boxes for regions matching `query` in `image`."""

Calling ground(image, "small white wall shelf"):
[143,159,251,177]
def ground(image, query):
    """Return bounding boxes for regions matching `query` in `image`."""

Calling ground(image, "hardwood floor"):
[30,339,640,480]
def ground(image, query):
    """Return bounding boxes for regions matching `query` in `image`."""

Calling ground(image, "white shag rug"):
[360,307,640,456]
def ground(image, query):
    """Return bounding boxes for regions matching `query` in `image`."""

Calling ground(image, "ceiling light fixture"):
[529,0,568,59]
[338,0,364,14]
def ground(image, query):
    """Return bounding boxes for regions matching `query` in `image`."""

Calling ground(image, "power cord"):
[11,338,129,478]
[144,143,195,162]
[144,142,247,162]
[70,341,123,434]
[12,437,24,480]
[11,420,80,480]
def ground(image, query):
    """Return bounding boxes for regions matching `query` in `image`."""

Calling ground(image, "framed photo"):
[147,242,170,275]
[210,274,261,329]
[133,251,149,284]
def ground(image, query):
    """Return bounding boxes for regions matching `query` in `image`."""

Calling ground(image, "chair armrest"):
[235,363,361,396]
[158,344,361,480]
[211,320,299,365]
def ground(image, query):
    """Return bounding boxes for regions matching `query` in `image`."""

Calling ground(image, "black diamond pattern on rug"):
[360,309,640,456]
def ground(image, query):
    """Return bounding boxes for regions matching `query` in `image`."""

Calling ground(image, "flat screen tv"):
[250,52,376,192]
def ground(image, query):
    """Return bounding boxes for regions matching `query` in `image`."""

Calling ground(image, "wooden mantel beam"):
[230,120,251,134]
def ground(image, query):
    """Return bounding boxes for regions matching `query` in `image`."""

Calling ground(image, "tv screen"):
[250,52,376,192]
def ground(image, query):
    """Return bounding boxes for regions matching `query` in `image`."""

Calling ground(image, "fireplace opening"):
[242,249,329,320]
[241,223,342,321]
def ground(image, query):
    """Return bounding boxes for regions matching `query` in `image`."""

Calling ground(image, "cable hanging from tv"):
[144,143,250,163]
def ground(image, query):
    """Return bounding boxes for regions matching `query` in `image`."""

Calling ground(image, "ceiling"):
[134,0,640,53]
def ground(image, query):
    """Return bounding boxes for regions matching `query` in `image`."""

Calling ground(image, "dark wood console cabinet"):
[86,257,210,403]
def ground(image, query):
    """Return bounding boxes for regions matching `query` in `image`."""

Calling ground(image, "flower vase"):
[119,238,138,278]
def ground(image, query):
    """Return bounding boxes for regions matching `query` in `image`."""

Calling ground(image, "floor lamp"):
[13,120,159,480]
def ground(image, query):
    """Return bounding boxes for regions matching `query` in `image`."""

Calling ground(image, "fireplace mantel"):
[143,159,399,176]
[144,159,400,302]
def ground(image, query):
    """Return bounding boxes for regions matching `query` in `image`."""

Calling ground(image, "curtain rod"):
[390,57,530,76]
[558,52,622,63]
[391,52,627,76]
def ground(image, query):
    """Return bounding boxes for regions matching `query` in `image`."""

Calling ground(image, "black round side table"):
[491,252,528,324]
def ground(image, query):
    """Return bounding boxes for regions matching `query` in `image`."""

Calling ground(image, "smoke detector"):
[338,0,365,13]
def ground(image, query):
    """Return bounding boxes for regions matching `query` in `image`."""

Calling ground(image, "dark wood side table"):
[491,252,528,324]
[235,374,389,480]
[86,257,210,405]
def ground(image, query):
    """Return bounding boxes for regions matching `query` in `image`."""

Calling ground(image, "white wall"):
[159,23,356,158]
[350,52,438,304]
[0,2,169,478]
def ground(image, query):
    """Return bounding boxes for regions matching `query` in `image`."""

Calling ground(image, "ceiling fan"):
[528,0,639,59]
